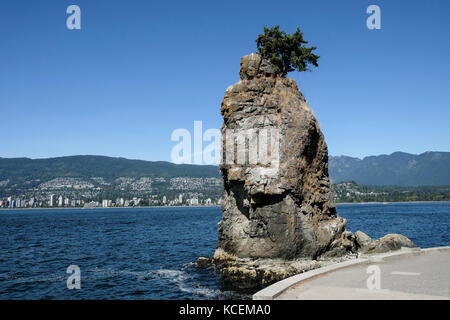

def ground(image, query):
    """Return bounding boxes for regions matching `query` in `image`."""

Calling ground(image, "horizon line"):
[1,150,449,164]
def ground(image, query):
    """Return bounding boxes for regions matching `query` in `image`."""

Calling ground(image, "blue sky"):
[1,0,449,162]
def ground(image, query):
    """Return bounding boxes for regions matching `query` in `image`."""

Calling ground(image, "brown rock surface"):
[216,53,346,260]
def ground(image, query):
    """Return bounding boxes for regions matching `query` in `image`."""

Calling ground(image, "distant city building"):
[7,196,13,208]
[132,197,141,206]
[84,201,99,208]
[2,174,224,209]
[49,194,55,207]
[102,200,110,208]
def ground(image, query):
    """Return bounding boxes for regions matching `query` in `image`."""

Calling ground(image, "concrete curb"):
[252,258,369,300]
[252,246,450,300]
[420,246,450,253]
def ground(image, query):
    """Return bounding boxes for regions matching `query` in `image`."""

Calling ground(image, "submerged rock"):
[195,257,212,269]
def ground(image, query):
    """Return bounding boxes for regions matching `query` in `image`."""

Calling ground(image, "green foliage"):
[0,156,220,182]
[256,25,319,76]
[334,181,450,203]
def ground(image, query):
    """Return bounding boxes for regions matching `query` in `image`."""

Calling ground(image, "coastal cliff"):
[199,54,416,290]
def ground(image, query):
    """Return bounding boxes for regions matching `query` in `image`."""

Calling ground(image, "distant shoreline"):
[337,200,450,205]
[1,201,450,211]
[0,205,221,211]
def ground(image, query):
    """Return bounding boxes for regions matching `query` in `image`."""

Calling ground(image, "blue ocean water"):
[0,202,449,299]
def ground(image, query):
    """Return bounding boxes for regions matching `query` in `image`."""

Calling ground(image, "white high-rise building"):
[58,195,63,207]
[162,196,167,204]
[49,194,55,207]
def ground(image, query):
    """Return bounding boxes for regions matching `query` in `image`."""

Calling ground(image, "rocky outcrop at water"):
[218,53,346,260]
[197,54,416,290]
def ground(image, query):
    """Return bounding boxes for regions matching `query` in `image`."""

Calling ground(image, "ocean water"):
[0,202,449,299]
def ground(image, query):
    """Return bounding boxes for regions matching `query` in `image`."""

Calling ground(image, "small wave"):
[147,268,220,299]
[152,269,185,278]
[0,272,66,284]
[177,283,220,298]
[83,267,187,282]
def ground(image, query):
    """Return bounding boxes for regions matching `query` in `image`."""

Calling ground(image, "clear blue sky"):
[1,0,449,162]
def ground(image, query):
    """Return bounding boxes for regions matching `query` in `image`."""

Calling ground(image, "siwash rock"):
[215,53,347,260]
[204,54,416,289]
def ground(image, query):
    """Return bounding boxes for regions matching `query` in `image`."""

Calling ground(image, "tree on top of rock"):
[256,25,319,77]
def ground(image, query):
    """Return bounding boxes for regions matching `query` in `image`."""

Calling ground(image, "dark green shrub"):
[256,25,319,76]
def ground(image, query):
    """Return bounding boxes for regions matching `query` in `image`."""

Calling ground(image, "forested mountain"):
[0,155,220,182]
[329,152,450,186]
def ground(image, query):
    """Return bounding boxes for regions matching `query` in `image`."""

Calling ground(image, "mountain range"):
[329,151,450,186]
[0,151,449,187]
[0,155,220,184]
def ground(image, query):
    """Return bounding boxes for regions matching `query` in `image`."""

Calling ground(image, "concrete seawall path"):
[253,246,450,300]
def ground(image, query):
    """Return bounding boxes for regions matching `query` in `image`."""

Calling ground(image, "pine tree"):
[256,25,320,76]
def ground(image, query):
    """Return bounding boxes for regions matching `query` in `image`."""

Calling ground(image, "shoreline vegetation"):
[1,200,450,211]
[337,200,450,205]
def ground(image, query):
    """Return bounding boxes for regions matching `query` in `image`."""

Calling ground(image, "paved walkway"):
[275,248,450,300]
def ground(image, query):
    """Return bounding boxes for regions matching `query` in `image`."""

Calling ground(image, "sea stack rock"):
[206,54,416,289]
[215,53,346,260]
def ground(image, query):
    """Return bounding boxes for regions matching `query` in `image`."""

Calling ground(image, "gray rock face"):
[215,53,347,260]
[354,232,416,254]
